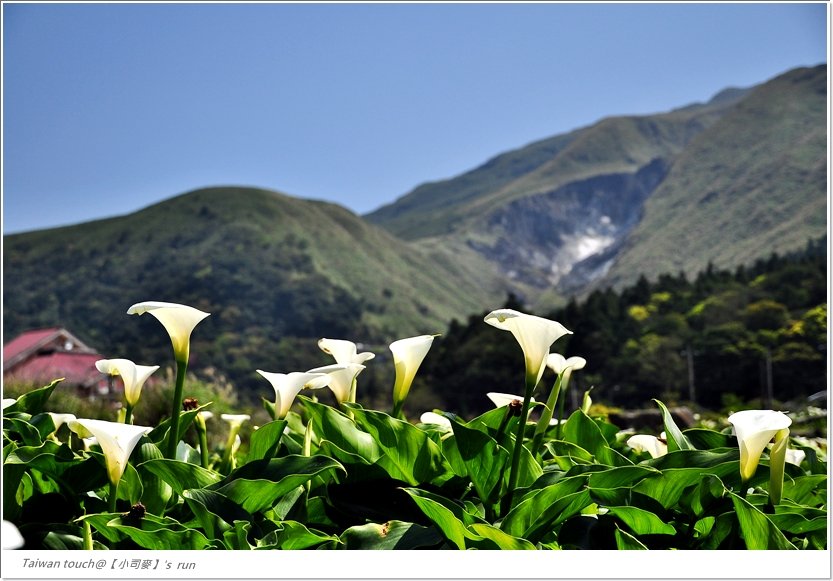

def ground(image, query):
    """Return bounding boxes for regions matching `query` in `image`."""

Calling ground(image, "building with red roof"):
[3,328,120,398]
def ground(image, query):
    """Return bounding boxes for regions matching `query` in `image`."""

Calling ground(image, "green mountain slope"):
[3,187,499,391]
[598,65,827,290]
[367,66,825,308]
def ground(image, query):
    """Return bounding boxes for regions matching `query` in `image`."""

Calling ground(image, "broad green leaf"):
[77,512,126,544]
[614,526,648,549]
[645,448,738,470]
[562,411,632,467]
[469,523,535,549]
[182,488,250,539]
[349,407,451,486]
[3,380,61,415]
[587,466,658,489]
[117,462,144,505]
[633,462,739,509]
[140,458,222,495]
[501,475,589,538]
[402,488,474,549]
[652,399,693,452]
[223,520,252,550]
[683,428,732,450]
[3,461,27,521]
[340,520,442,549]
[698,512,735,549]
[445,420,509,504]
[302,398,380,463]
[135,440,171,515]
[211,455,344,513]
[782,474,827,506]
[768,512,827,534]
[42,530,106,551]
[246,420,287,463]
[4,418,45,446]
[606,506,676,535]
[258,520,341,550]
[108,514,212,550]
[730,492,797,550]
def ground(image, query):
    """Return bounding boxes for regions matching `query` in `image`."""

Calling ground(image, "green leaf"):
[211,455,344,513]
[222,520,252,550]
[652,399,693,452]
[182,488,251,540]
[768,512,828,535]
[77,512,126,544]
[108,514,213,550]
[348,407,451,486]
[258,520,341,550]
[730,492,797,549]
[4,418,46,446]
[340,520,442,549]
[587,466,658,489]
[135,440,172,515]
[117,462,144,505]
[606,506,676,535]
[140,458,222,495]
[246,420,287,464]
[614,526,648,549]
[633,462,739,509]
[683,428,733,450]
[468,523,535,549]
[501,475,589,539]
[302,398,381,463]
[562,410,633,467]
[3,379,61,415]
[782,474,827,506]
[445,419,509,504]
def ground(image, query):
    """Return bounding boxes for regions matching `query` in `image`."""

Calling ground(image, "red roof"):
[5,351,103,387]
[3,328,64,362]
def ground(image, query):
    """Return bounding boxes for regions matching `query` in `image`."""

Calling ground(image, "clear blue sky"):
[2,2,827,234]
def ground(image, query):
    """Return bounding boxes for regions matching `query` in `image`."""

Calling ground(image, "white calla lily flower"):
[256,371,331,418]
[420,411,452,430]
[545,354,587,376]
[728,409,792,505]
[626,434,668,458]
[318,338,376,365]
[487,392,532,408]
[484,309,572,387]
[389,335,436,415]
[307,364,365,404]
[68,419,152,486]
[96,358,160,407]
[126,301,210,364]
[2,520,25,549]
[198,411,214,422]
[220,414,251,431]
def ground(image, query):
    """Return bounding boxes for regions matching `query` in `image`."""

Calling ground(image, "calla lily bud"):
[389,335,436,414]
[126,301,210,364]
[256,371,331,418]
[485,309,572,388]
[307,364,364,404]
[626,434,668,459]
[318,338,376,365]
[96,359,160,407]
[68,419,152,486]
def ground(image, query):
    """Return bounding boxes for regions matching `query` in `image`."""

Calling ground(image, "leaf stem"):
[502,375,536,515]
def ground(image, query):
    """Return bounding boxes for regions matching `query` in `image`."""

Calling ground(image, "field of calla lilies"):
[2,302,827,550]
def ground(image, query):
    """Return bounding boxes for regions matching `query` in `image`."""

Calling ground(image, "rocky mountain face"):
[367,65,826,308]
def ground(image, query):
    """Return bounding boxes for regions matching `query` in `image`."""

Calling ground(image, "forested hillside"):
[414,238,827,417]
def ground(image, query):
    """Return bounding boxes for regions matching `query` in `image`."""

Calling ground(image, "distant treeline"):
[415,238,827,417]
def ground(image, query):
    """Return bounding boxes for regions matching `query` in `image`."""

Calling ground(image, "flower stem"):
[82,519,94,550]
[165,359,188,459]
[391,399,404,419]
[530,374,563,457]
[555,371,572,440]
[502,376,536,515]
[123,402,134,425]
[195,416,210,469]
[108,481,118,514]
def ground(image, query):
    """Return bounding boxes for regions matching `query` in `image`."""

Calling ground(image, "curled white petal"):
[626,434,668,458]
[257,370,330,418]
[390,335,436,408]
[486,392,532,408]
[420,411,452,430]
[318,338,376,365]
[307,364,364,404]
[2,520,24,549]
